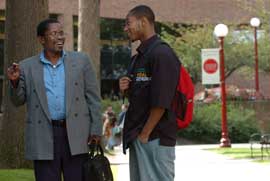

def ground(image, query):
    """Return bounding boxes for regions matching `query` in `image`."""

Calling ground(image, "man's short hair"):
[128,5,155,25]
[37,19,60,37]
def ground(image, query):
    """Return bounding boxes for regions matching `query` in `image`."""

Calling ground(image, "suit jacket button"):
[76,97,79,101]
[74,113,78,117]
[75,82,78,86]
[35,105,39,108]
[38,120,42,124]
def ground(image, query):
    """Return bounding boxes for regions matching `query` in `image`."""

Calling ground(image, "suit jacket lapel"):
[31,57,51,121]
[64,52,76,117]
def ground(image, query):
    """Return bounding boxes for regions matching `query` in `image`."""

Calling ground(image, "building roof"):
[100,0,261,24]
[0,0,265,24]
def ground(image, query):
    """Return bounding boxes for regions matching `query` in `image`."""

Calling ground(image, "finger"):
[120,86,129,91]
[7,67,16,76]
[12,63,19,71]
[120,81,131,86]
[88,138,96,145]
[7,67,12,73]
[12,62,19,66]
[120,77,132,82]
[7,65,17,73]
[120,82,129,87]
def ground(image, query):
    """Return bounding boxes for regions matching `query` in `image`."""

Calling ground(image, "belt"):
[51,119,66,127]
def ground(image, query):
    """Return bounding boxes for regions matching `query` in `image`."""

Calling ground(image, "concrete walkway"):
[107,144,270,181]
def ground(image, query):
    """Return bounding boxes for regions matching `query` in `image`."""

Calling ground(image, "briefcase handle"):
[88,142,104,159]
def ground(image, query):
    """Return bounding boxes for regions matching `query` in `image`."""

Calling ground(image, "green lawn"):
[0,166,118,181]
[206,147,270,163]
[0,169,34,181]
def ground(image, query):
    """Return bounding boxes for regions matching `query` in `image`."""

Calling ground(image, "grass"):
[206,147,270,164]
[0,166,118,181]
[0,169,34,181]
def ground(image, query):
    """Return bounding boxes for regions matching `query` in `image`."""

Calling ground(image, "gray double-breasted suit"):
[10,51,102,160]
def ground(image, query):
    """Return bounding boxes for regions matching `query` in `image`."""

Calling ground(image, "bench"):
[249,133,270,159]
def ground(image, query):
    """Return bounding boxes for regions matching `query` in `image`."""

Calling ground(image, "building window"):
[72,17,131,98]
[49,14,58,20]
[73,16,78,51]
[0,10,4,111]
[100,18,130,98]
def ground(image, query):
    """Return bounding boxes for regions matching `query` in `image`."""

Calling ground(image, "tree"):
[236,0,270,72]
[159,23,270,84]
[0,0,48,168]
[78,0,100,83]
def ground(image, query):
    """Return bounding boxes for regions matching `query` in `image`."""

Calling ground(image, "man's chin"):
[55,47,64,52]
[130,37,138,42]
[50,49,63,54]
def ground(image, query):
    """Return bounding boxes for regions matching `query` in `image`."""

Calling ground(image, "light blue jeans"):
[129,138,175,181]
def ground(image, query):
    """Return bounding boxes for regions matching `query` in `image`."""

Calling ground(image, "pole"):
[254,27,259,93]
[219,37,231,147]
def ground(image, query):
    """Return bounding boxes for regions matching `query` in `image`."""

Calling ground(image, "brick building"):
[0,0,268,99]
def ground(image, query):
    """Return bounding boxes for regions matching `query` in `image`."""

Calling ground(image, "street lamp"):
[214,24,231,147]
[250,17,260,95]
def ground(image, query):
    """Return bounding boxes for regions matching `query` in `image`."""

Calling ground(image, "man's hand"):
[138,132,149,144]
[119,76,131,93]
[88,135,101,145]
[7,63,20,87]
[138,107,165,144]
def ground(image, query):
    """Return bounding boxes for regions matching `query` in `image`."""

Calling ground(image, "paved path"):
[107,144,270,181]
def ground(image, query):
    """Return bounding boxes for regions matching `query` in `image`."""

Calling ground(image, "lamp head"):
[250,17,260,27]
[214,24,228,38]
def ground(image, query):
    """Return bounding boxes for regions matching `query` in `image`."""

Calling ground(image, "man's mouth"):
[56,42,64,47]
[127,32,132,37]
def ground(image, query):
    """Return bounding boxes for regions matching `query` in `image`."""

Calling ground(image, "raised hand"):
[119,76,131,93]
[7,63,20,87]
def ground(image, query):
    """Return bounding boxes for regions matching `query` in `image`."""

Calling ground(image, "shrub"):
[101,99,122,115]
[178,102,260,143]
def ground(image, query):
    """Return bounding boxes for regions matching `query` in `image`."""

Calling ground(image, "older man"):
[7,19,102,181]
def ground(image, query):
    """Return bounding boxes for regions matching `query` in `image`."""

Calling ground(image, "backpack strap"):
[127,54,138,79]
[141,39,174,77]
[127,39,165,79]
[123,39,170,103]
[142,39,166,59]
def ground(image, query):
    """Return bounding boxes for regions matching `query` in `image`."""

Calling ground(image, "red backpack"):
[172,65,194,129]
[136,39,195,129]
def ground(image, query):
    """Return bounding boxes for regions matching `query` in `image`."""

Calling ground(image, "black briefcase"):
[83,143,114,181]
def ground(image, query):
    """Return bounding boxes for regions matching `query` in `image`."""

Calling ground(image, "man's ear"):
[141,17,149,27]
[38,36,45,45]
[135,19,143,32]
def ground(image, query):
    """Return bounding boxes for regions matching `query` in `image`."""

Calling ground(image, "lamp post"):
[250,17,260,95]
[214,24,231,147]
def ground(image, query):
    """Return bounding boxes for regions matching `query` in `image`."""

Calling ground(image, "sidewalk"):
[107,144,270,181]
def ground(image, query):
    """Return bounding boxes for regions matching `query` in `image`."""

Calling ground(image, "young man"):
[7,19,102,181]
[119,5,180,181]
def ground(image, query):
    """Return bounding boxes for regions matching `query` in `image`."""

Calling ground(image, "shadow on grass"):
[205,147,270,164]
[0,165,118,181]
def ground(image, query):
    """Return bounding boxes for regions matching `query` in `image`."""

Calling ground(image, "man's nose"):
[57,35,65,40]
[124,25,128,32]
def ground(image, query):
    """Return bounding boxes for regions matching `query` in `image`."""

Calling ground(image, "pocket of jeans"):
[157,145,176,162]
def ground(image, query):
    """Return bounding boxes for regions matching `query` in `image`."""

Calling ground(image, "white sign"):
[201,49,220,85]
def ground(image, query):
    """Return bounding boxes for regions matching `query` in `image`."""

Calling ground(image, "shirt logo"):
[135,68,151,82]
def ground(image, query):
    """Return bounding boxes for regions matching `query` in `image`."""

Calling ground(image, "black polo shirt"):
[123,35,180,151]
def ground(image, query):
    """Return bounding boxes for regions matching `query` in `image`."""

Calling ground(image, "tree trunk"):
[0,0,48,168]
[78,0,100,83]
